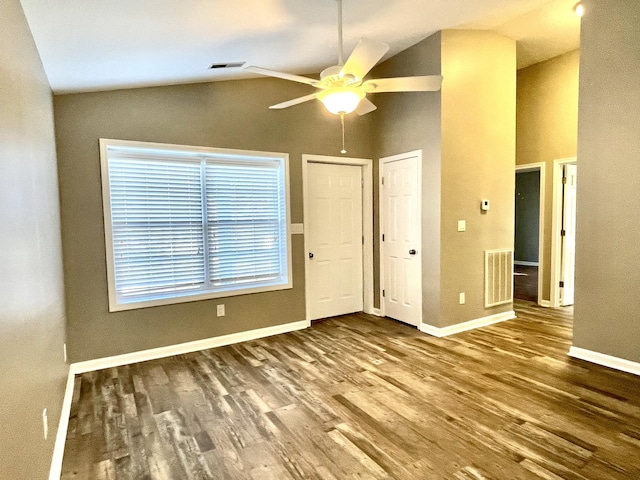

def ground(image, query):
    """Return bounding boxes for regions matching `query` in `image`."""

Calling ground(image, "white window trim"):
[99,138,292,312]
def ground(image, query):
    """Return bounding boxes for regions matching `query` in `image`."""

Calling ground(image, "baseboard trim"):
[568,347,640,376]
[539,300,551,308]
[420,310,516,338]
[514,261,539,266]
[70,320,309,374]
[49,367,75,480]
[372,308,382,317]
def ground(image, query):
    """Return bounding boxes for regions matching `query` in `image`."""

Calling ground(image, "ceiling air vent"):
[209,62,245,69]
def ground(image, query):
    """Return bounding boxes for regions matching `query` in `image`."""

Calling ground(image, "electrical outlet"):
[216,304,225,317]
[42,408,48,440]
[459,292,466,304]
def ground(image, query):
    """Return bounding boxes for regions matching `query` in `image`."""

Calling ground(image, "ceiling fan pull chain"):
[340,112,347,154]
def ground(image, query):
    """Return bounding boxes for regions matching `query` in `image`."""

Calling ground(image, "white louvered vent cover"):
[484,249,513,307]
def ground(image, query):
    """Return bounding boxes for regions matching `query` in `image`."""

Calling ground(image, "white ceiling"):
[19,0,581,94]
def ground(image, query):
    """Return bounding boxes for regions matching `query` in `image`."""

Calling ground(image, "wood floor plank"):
[61,300,640,479]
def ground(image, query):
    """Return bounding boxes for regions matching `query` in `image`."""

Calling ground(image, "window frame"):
[100,138,292,312]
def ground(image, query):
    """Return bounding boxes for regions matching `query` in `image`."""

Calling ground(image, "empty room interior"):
[2,0,639,478]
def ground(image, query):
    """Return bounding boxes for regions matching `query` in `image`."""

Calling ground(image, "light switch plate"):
[457,220,466,232]
[291,223,304,234]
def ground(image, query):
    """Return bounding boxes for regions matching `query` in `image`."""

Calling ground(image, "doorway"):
[302,154,373,322]
[551,158,577,307]
[514,163,545,304]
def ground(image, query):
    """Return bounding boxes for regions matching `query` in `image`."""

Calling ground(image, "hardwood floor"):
[514,266,538,302]
[61,301,640,479]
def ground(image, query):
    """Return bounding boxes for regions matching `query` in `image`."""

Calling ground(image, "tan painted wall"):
[0,1,68,478]
[372,31,515,328]
[371,32,442,322]
[439,30,516,327]
[54,79,374,362]
[574,0,640,362]
[517,50,579,301]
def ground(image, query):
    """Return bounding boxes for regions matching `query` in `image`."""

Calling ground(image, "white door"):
[381,154,421,326]
[560,164,577,306]
[307,163,363,320]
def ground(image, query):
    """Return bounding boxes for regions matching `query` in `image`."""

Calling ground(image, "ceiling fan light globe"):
[318,87,365,115]
[573,2,584,17]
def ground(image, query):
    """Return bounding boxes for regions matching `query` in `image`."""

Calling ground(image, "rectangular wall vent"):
[209,62,246,69]
[484,248,513,307]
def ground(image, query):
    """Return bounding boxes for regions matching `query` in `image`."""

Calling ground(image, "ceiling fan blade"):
[362,75,443,93]
[269,93,319,110]
[355,98,377,116]
[244,66,319,87]
[341,38,389,81]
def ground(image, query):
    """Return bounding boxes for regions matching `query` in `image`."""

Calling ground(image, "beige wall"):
[574,0,640,362]
[372,31,516,328]
[56,30,516,358]
[439,30,516,326]
[372,32,443,320]
[0,1,67,478]
[517,50,580,301]
[54,79,374,362]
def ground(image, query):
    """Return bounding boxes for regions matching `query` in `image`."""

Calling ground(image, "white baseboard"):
[420,310,516,338]
[70,319,309,374]
[372,308,382,317]
[49,367,75,480]
[514,261,539,266]
[568,347,640,376]
[539,300,551,308]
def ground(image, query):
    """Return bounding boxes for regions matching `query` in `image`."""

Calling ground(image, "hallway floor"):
[515,265,538,302]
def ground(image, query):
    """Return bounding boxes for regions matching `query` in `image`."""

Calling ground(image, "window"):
[100,139,291,311]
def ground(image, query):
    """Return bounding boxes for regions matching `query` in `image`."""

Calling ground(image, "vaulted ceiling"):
[20,0,581,94]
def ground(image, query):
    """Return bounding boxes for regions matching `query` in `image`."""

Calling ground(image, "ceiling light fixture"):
[573,2,584,17]
[318,87,365,115]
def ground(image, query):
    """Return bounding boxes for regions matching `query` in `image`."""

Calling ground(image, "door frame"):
[379,150,423,327]
[514,162,546,306]
[550,157,577,308]
[302,154,373,322]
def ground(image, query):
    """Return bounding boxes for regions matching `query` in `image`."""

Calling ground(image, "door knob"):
[409,249,416,255]
[309,252,314,259]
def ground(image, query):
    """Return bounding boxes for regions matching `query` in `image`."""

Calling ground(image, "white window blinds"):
[101,140,291,311]
[205,161,288,289]
[109,155,205,300]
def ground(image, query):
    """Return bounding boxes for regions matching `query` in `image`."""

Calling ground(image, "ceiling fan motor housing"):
[320,65,361,88]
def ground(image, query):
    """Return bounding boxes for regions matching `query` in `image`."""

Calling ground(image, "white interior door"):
[560,164,577,306]
[381,154,421,326]
[307,163,363,320]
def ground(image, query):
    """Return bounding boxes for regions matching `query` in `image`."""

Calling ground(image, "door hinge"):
[559,281,565,288]
[561,229,566,237]
[562,176,567,184]
[361,177,364,187]
[381,176,385,185]
[382,234,385,241]
[362,235,364,245]
[382,289,385,297]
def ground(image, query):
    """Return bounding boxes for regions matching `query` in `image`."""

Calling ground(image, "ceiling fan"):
[243,0,443,119]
